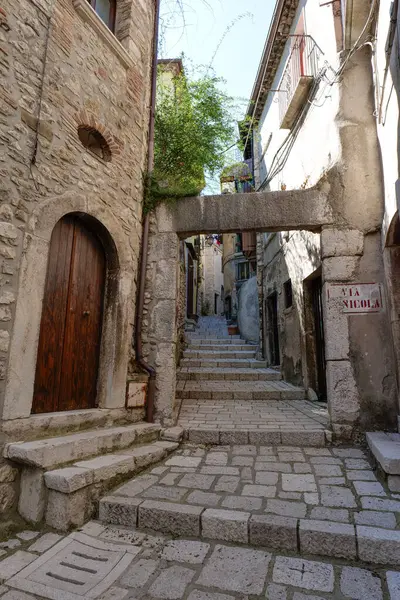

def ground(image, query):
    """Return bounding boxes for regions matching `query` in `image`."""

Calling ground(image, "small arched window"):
[87,0,116,32]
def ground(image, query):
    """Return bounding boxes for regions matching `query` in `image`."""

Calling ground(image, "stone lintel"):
[156,188,333,236]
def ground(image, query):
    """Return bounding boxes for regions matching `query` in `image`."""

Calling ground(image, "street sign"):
[327,283,384,314]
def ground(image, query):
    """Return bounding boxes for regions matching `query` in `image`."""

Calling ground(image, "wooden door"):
[266,292,280,366]
[311,276,327,401]
[32,215,106,414]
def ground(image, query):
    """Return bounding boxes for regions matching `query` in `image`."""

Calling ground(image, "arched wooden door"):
[32,215,106,414]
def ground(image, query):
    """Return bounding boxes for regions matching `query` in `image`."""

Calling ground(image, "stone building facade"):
[247,0,399,432]
[0,0,156,514]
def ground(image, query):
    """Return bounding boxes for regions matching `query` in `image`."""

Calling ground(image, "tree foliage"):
[145,64,237,212]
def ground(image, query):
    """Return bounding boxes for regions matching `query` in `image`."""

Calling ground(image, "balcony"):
[278,35,323,130]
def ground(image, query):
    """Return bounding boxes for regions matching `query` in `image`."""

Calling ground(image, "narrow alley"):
[177,317,328,444]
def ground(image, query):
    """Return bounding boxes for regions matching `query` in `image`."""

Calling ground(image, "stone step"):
[183,350,257,360]
[180,358,268,369]
[177,367,282,382]
[4,422,161,470]
[186,339,248,346]
[43,441,179,531]
[176,380,305,400]
[98,499,400,567]
[188,344,255,352]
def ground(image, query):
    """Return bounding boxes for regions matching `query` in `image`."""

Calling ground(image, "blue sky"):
[159,0,274,116]
[159,0,274,190]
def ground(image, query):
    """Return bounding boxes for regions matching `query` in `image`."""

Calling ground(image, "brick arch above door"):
[2,193,137,421]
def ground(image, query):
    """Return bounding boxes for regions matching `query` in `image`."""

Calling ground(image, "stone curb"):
[183,428,328,447]
[98,498,400,567]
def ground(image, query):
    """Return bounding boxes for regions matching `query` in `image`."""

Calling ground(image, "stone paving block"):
[99,496,142,527]
[0,551,36,582]
[304,492,319,505]
[387,571,400,599]
[299,519,356,559]
[255,472,279,485]
[346,469,377,481]
[142,485,188,501]
[361,497,400,512]
[197,544,271,594]
[178,474,215,490]
[202,508,249,543]
[388,475,400,492]
[294,463,312,474]
[162,540,210,564]
[187,490,221,506]
[249,514,298,551]
[281,474,317,493]
[166,456,202,468]
[313,464,342,477]
[187,591,235,600]
[318,477,345,485]
[0,592,38,600]
[28,533,63,553]
[265,499,307,518]
[120,558,159,587]
[304,448,332,456]
[292,594,325,600]
[340,566,383,600]
[148,565,195,599]
[272,556,334,592]
[201,467,239,476]
[310,457,342,465]
[242,484,276,498]
[139,500,203,536]
[344,458,371,470]
[353,480,386,496]
[309,507,349,522]
[320,485,357,508]
[278,452,305,462]
[333,448,366,458]
[205,453,228,466]
[222,496,262,511]
[354,510,397,529]
[357,525,400,565]
[266,584,288,600]
[214,476,240,493]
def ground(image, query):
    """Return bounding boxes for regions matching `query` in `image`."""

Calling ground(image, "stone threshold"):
[99,497,400,567]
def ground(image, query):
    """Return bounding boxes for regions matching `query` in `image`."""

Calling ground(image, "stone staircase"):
[4,422,180,531]
[177,317,304,402]
[176,317,327,445]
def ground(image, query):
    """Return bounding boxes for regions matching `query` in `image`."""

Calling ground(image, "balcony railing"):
[278,35,323,129]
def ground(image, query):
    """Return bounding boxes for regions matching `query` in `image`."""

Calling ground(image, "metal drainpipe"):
[134,0,161,423]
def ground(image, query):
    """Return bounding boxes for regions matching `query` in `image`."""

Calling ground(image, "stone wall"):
[0,0,155,512]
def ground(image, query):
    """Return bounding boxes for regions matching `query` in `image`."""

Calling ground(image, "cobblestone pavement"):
[0,520,400,599]
[178,399,328,435]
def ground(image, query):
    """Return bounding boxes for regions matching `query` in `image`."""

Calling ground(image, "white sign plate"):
[327,283,383,314]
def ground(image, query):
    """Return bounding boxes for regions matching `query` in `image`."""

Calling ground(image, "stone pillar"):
[322,46,399,437]
[143,212,180,425]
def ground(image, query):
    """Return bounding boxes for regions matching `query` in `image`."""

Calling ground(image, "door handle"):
[83,311,90,317]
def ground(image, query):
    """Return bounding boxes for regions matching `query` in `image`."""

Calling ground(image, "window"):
[78,125,112,162]
[237,261,250,281]
[86,0,116,32]
[235,233,243,254]
[284,279,293,309]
